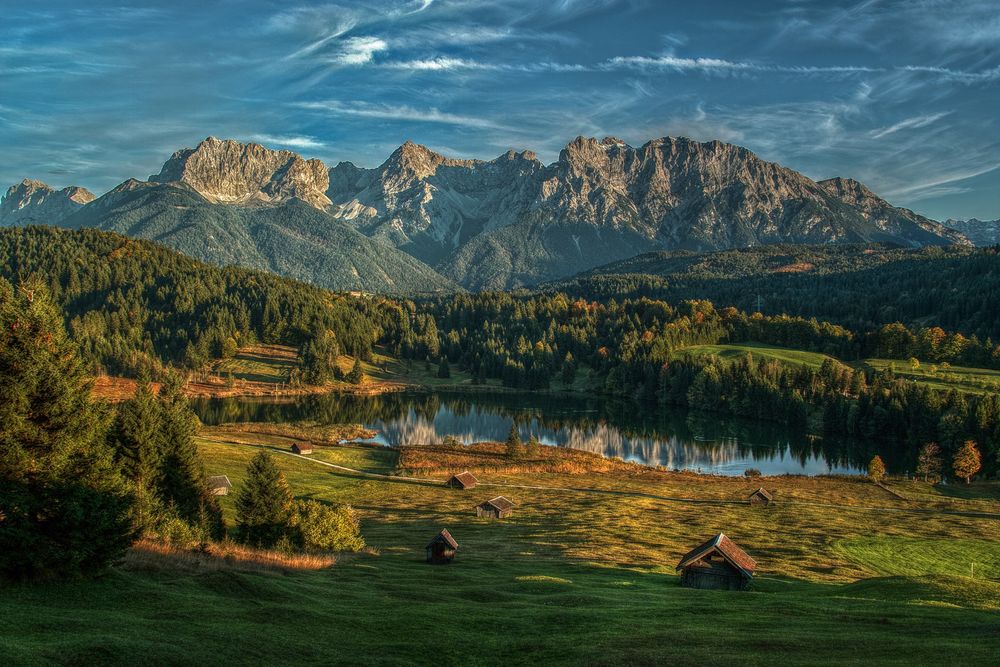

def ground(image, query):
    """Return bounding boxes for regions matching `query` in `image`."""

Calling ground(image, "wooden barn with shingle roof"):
[445,471,477,490]
[676,533,756,591]
[476,496,514,519]
[426,529,459,564]
[748,487,773,506]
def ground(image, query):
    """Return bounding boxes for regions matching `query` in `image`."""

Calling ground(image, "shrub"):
[289,500,364,552]
[744,468,762,478]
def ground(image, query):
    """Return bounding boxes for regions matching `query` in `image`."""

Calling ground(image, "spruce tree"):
[157,373,224,538]
[0,279,133,579]
[235,451,293,547]
[505,424,523,460]
[526,434,541,459]
[109,378,163,530]
[347,358,364,384]
[437,357,451,379]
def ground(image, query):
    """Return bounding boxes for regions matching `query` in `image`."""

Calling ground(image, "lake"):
[191,391,875,476]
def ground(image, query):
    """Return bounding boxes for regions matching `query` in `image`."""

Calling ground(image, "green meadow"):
[2,433,999,665]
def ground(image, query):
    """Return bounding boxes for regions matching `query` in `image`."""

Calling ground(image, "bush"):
[743,468,762,478]
[289,500,364,552]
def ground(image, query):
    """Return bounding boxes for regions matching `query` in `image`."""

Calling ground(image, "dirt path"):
[204,438,1000,521]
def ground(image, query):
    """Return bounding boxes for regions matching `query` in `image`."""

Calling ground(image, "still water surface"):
[191,391,873,476]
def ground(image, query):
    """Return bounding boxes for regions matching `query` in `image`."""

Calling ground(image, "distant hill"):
[0,179,94,226]
[943,218,1000,247]
[545,243,1000,342]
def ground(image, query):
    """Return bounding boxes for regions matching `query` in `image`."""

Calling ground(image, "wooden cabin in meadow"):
[676,533,756,591]
[291,443,314,455]
[476,496,514,519]
[206,475,232,496]
[426,529,459,564]
[748,487,773,506]
[446,471,478,490]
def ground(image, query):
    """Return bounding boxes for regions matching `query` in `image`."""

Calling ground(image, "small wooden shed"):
[206,475,232,496]
[476,496,514,519]
[676,533,756,591]
[291,443,314,455]
[426,529,459,564]
[748,487,773,506]
[445,471,478,490]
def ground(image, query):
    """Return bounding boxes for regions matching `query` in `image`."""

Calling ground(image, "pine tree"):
[0,279,133,579]
[109,378,163,530]
[867,455,887,483]
[235,451,293,547]
[505,424,523,461]
[561,352,576,385]
[915,442,943,482]
[437,357,451,379]
[157,373,224,539]
[952,440,982,484]
[347,358,364,384]
[526,434,541,459]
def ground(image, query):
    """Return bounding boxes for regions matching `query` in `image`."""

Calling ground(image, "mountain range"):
[0,135,971,292]
[943,218,1000,247]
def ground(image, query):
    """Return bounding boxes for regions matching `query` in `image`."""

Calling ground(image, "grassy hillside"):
[673,343,1000,395]
[3,434,999,664]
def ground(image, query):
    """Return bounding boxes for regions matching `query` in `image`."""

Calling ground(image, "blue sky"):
[2,0,998,220]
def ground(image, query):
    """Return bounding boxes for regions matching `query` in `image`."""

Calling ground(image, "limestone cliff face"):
[327,141,544,264]
[0,179,95,226]
[328,135,968,288]
[818,177,967,247]
[150,137,331,208]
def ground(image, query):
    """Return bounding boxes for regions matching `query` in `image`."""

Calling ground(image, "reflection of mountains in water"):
[373,406,858,475]
[190,391,869,475]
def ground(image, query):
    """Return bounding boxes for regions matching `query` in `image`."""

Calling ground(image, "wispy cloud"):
[601,54,881,75]
[333,36,389,65]
[882,163,1000,199]
[870,112,952,139]
[296,100,508,130]
[243,134,325,150]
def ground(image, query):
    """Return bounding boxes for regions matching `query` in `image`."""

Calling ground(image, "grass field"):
[673,342,837,369]
[3,431,999,665]
[673,343,1000,395]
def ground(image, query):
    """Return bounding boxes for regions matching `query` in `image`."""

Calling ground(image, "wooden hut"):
[676,533,756,591]
[445,471,478,490]
[206,475,232,496]
[426,529,459,564]
[291,443,314,455]
[748,487,773,506]
[476,496,514,519]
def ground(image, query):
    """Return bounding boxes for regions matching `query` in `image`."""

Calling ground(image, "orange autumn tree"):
[952,441,982,484]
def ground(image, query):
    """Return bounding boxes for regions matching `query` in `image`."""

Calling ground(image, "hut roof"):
[449,471,478,488]
[427,529,459,550]
[480,496,514,512]
[749,487,773,501]
[676,533,756,578]
[207,475,232,490]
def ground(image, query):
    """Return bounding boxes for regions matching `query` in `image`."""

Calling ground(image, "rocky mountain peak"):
[149,137,331,209]
[1,178,96,226]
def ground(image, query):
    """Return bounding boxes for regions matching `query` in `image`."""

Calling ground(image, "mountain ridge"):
[1,134,970,292]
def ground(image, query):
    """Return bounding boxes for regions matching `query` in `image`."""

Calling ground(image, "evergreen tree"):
[561,352,577,385]
[915,442,943,482]
[0,279,133,579]
[437,357,451,379]
[109,378,163,530]
[235,451,293,547]
[302,327,339,385]
[505,424,524,460]
[526,434,541,459]
[952,440,982,484]
[157,373,224,539]
[867,455,887,483]
[347,358,365,384]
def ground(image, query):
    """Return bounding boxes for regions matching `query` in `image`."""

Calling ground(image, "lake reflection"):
[191,391,875,476]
